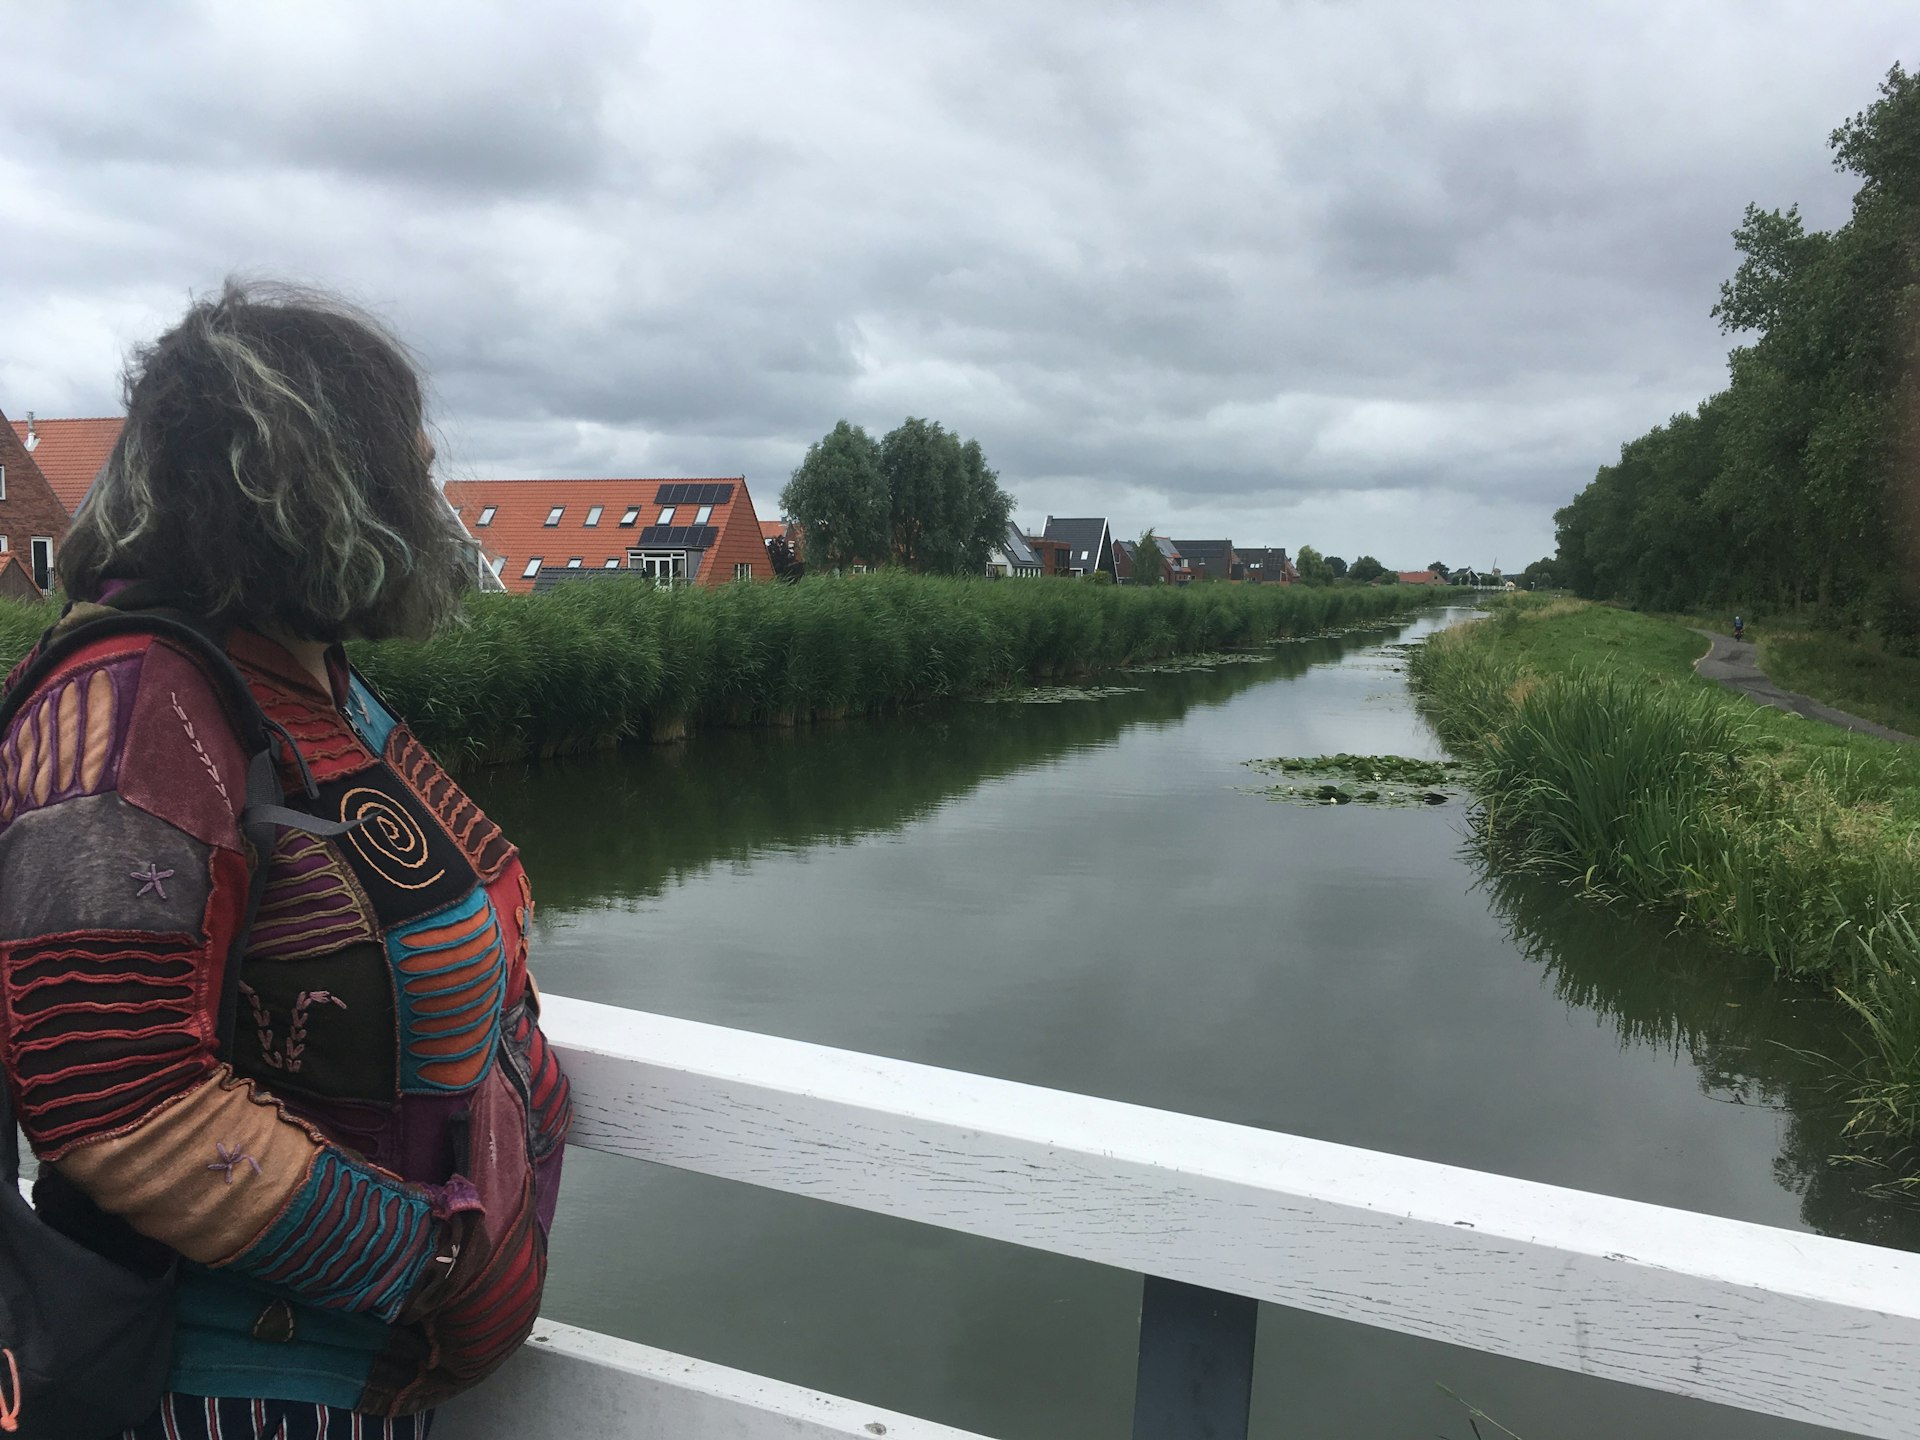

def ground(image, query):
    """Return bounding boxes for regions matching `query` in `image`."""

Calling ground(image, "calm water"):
[466,607,1916,1440]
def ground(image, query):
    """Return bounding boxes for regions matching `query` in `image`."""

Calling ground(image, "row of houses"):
[989,519,1297,586]
[0,406,1303,599]
[0,407,784,598]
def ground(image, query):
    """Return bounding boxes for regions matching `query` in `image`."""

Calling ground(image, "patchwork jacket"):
[0,616,571,1415]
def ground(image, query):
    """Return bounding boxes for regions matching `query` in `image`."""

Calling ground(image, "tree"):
[1427,561,1449,580]
[1294,545,1332,585]
[1133,531,1165,586]
[1552,64,1920,641]
[958,438,1016,577]
[781,421,888,573]
[1521,557,1556,590]
[1348,555,1386,584]
[1325,555,1349,579]
[879,418,1017,576]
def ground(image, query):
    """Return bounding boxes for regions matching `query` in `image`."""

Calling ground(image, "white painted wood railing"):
[438,994,1920,1440]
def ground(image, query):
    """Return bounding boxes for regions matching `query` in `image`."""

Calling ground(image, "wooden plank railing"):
[448,994,1920,1440]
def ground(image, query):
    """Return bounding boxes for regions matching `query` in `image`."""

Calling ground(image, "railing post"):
[1130,1275,1258,1440]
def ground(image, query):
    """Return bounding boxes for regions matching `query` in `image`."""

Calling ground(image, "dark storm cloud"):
[1,0,1913,563]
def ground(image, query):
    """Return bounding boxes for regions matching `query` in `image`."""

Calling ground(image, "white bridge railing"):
[438,995,1920,1440]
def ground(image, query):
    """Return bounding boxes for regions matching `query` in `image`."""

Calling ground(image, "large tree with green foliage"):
[1348,555,1385,584]
[781,421,890,572]
[785,417,1016,577]
[1553,64,1920,649]
[1294,545,1332,585]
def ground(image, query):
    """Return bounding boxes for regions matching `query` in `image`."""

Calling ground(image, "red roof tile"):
[442,477,769,593]
[10,417,123,514]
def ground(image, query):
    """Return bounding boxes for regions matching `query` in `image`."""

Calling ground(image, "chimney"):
[23,413,36,450]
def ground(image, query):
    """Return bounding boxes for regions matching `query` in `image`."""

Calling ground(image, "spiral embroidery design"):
[340,786,446,891]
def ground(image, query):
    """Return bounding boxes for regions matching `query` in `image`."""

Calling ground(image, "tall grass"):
[1410,601,1920,1168]
[0,577,1428,766]
[341,574,1427,764]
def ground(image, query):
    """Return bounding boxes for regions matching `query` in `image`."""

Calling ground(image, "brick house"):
[0,407,75,594]
[441,477,773,593]
[1026,535,1073,577]
[10,415,123,516]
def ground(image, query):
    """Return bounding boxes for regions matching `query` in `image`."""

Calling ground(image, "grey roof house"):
[1240,547,1295,583]
[1042,517,1117,581]
[1173,539,1237,582]
[988,522,1045,578]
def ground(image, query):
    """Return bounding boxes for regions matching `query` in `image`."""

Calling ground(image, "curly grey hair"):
[59,280,470,640]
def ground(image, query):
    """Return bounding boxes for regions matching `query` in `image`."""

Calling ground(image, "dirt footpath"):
[1691,629,1914,744]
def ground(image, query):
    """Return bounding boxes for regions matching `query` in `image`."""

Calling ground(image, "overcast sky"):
[2,2,1910,569]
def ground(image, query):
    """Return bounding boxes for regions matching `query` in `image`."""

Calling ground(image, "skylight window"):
[567,558,583,568]
[476,506,496,527]
[620,507,640,526]
[544,506,564,526]
[522,558,542,578]
[694,504,713,525]
[604,558,620,568]
[658,506,677,525]
[584,506,603,527]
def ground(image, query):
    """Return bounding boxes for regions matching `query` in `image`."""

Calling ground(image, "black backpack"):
[0,596,352,1439]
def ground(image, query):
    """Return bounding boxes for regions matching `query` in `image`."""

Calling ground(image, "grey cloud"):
[1,0,1912,565]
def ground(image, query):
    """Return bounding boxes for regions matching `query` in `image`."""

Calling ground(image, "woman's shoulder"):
[0,619,254,842]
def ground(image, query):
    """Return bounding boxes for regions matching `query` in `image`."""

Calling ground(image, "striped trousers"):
[121,1394,433,1440]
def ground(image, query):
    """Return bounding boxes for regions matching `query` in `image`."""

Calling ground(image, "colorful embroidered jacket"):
[0,617,570,1414]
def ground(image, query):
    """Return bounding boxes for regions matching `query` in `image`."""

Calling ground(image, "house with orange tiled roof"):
[442,477,772,594]
[0,406,73,593]
[10,414,123,515]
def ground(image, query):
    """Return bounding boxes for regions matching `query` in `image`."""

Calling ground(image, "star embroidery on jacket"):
[207,1142,262,1184]
[131,862,175,899]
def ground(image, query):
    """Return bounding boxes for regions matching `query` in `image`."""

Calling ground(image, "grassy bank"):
[1408,598,1920,1178]
[0,576,1437,765]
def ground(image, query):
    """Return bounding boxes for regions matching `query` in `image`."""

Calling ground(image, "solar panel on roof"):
[635,525,719,548]
[652,482,734,507]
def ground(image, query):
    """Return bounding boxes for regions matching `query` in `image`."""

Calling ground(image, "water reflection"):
[1479,865,1920,1250]
[469,633,1354,914]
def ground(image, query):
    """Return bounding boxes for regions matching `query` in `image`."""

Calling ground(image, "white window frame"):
[658,506,677,525]
[522,557,543,579]
[30,537,53,592]
[566,557,583,568]
[629,549,687,584]
[0,464,6,499]
[476,505,496,527]
[620,507,640,527]
[544,506,564,527]
[584,506,603,527]
[694,504,713,525]
[603,558,621,568]
[732,561,752,581]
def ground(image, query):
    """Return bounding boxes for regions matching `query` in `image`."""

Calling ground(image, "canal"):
[465,605,1917,1440]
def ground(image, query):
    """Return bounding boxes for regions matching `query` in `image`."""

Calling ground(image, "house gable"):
[0,407,72,591]
[9,416,123,515]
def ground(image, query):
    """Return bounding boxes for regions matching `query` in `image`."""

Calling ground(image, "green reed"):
[1409,602,1920,1163]
[332,574,1429,766]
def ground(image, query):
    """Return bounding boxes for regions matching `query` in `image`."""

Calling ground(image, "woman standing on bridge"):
[0,283,570,1438]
